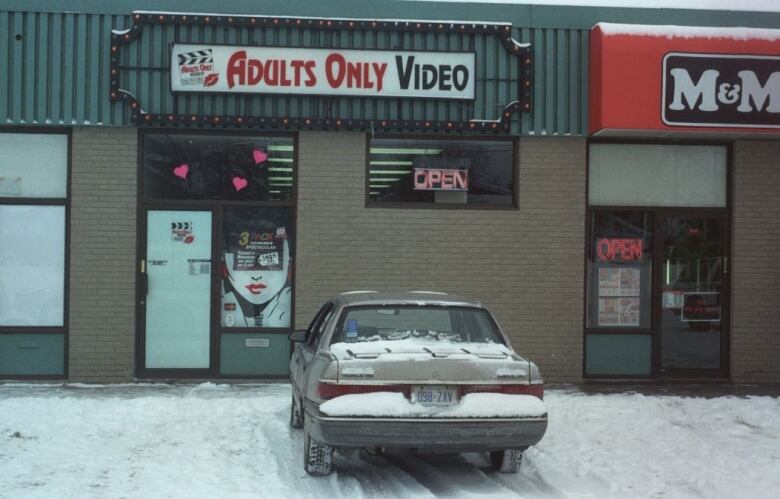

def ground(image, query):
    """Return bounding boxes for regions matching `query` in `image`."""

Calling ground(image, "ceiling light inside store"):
[370,148,442,155]
[267,145,294,152]
[369,161,413,166]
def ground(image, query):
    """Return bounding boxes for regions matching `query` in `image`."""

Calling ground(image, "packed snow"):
[1,383,779,498]
[320,392,547,417]
[596,22,780,41]
[330,340,515,358]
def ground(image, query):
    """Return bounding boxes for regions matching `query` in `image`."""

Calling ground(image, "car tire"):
[304,430,334,476]
[290,391,303,429]
[490,449,523,473]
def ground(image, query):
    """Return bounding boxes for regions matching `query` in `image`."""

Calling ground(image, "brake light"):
[317,383,411,400]
[460,384,544,400]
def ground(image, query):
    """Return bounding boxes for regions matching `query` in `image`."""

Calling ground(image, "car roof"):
[335,291,482,308]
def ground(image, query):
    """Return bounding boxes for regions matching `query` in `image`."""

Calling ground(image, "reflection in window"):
[368,138,514,206]
[586,211,653,330]
[220,207,294,328]
[143,134,295,201]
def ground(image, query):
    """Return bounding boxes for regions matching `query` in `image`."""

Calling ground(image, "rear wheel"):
[304,430,334,476]
[490,449,523,473]
[289,391,303,429]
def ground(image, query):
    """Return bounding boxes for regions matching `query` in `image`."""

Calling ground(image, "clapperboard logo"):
[171,222,194,243]
[176,48,215,87]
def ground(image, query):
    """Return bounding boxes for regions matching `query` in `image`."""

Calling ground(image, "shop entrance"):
[658,213,728,375]
[137,131,297,378]
[141,209,214,372]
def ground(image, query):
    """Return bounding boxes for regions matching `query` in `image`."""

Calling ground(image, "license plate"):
[411,385,458,406]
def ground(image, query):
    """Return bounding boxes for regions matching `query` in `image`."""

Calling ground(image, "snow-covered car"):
[288,291,548,476]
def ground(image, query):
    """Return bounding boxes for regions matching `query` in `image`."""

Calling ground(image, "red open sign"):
[413,168,468,191]
[597,238,643,261]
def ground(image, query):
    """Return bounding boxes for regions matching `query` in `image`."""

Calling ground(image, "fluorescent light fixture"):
[268,158,294,163]
[370,148,442,155]
[269,190,282,194]
[267,145,294,152]
[369,191,380,196]
[369,184,392,189]
[268,167,293,172]
[268,176,293,181]
[370,170,412,175]
[368,178,401,183]
[369,161,414,166]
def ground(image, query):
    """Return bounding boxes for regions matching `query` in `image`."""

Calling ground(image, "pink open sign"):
[413,168,468,191]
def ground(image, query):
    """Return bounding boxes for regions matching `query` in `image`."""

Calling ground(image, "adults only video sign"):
[171,43,475,100]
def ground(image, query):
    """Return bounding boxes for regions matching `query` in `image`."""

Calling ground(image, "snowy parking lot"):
[1,383,778,499]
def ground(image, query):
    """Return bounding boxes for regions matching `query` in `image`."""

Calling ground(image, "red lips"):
[245,283,267,294]
[204,73,219,87]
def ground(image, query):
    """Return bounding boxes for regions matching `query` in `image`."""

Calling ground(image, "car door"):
[291,302,334,395]
[299,302,336,395]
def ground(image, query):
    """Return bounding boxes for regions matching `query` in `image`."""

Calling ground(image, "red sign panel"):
[589,23,780,135]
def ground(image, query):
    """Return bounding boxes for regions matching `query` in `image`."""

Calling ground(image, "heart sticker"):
[232,176,248,192]
[173,164,189,179]
[252,148,268,164]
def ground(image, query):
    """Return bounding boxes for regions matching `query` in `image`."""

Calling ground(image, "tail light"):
[317,383,410,400]
[461,383,544,400]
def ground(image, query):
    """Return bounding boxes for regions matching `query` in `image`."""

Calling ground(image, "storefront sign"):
[413,169,469,191]
[596,238,643,261]
[663,54,780,128]
[171,44,475,100]
[681,292,721,322]
[589,23,780,135]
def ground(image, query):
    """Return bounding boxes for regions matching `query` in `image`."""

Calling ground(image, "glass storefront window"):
[0,206,66,326]
[367,137,514,206]
[220,207,294,328]
[586,211,653,330]
[143,133,295,202]
[0,133,68,198]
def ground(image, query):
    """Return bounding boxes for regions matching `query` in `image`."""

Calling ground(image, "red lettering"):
[453,170,467,190]
[265,60,279,85]
[304,61,317,86]
[226,50,247,89]
[280,60,292,86]
[290,60,304,86]
[596,238,643,261]
[597,239,611,261]
[248,59,263,85]
[346,62,361,88]
[326,53,346,88]
[629,239,642,260]
[373,63,387,92]
[441,171,454,189]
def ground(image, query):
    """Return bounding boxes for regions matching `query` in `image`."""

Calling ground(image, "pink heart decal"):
[252,148,268,164]
[232,176,248,192]
[173,164,189,179]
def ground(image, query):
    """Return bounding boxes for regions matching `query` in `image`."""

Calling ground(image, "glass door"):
[143,210,213,369]
[659,214,727,374]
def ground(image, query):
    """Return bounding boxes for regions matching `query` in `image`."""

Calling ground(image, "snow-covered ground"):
[1,383,778,498]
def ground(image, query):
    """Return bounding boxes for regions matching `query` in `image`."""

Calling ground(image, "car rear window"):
[330,305,505,345]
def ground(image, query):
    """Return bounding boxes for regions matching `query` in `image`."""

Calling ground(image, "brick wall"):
[731,141,780,383]
[295,132,586,382]
[68,127,137,382]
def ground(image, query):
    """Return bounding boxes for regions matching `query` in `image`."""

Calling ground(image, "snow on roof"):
[402,0,780,14]
[595,22,780,41]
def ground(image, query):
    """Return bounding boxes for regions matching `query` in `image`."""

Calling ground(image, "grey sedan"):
[289,291,547,476]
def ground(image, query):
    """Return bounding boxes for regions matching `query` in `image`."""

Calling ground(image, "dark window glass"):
[143,134,295,201]
[220,207,294,329]
[586,211,653,330]
[368,138,514,206]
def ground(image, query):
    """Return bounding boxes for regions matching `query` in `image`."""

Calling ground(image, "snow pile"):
[1,383,779,498]
[320,392,547,417]
[330,340,515,358]
[596,22,780,41]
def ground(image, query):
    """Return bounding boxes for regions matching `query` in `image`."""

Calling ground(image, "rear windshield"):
[330,305,505,345]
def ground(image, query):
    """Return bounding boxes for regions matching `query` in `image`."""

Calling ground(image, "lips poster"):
[171,43,475,100]
[221,207,293,328]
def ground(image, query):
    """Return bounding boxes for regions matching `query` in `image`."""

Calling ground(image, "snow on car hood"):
[329,339,517,360]
[319,392,547,418]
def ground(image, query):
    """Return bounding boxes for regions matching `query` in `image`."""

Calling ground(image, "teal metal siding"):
[2,1,776,135]
[0,9,588,135]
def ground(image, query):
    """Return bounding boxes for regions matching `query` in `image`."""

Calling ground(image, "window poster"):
[221,207,293,328]
[597,266,641,326]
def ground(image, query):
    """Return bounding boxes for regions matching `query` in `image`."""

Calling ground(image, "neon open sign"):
[413,168,469,191]
[597,238,644,261]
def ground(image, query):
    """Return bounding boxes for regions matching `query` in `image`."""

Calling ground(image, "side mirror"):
[289,330,307,342]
